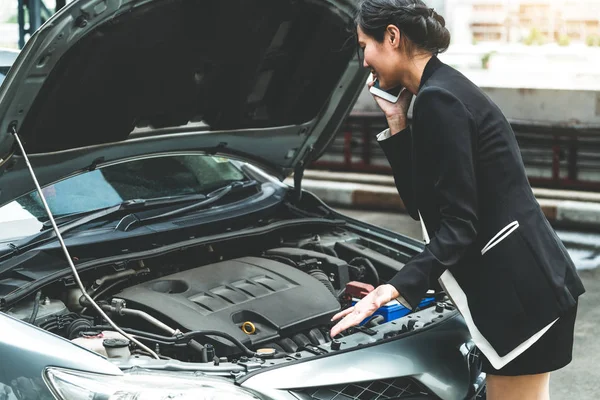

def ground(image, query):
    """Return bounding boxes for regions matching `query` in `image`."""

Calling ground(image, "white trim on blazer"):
[418,211,558,370]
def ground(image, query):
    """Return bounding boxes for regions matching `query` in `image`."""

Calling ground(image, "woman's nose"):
[362,59,369,68]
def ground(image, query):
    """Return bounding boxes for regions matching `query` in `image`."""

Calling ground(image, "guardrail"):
[311,112,600,191]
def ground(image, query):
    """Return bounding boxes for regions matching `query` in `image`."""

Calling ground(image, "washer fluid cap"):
[256,348,276,356]
[103,338,130,348]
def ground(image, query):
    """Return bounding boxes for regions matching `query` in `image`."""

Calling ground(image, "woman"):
[329,1,585,398]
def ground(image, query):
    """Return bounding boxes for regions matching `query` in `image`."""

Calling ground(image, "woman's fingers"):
[331,306,355,322]
[330,309,366,338]
[398,88,413,108]
[367,72,375,88]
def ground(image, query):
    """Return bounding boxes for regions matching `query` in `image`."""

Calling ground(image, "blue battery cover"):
[352,297,436,325]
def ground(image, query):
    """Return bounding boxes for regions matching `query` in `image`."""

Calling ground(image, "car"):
[0,0,485,399]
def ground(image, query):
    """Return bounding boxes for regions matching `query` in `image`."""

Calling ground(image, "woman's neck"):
[402,54,433,95]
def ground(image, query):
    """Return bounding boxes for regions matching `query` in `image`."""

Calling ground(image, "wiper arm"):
[120,180,259,231]
[11,200,156,252]
[11,194,209,254]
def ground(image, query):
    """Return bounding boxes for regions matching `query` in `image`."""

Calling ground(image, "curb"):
[301,170,600,203]
[285,171,600,230]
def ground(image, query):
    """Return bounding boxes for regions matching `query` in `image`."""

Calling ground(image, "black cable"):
[349,257,379,286]
[307,269,337,298]
[300,242,339,258]
[27,291,42,325]
[81,278,130,314]
[181,331,256,357]
[319,244,338,258]
[92,325,177,342]
[93,278,129,301]
[92,326,257,357]
[263,255,298,268]
[40,322,58,331]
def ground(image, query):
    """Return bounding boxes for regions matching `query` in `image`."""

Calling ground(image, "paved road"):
[336,207,598,400]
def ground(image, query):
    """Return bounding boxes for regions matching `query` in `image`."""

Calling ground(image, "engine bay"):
[3,216,455,372]
[116,253,341,356]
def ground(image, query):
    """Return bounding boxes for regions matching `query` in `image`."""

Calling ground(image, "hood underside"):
[0,0,366,206]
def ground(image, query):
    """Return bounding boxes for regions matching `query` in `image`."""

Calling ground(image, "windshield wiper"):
[4,181,257,257]
[40,193,208,231]
[7,195,208,256]
[118,180,259,232]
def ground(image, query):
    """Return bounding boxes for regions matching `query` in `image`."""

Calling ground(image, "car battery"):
[352,297,435,325]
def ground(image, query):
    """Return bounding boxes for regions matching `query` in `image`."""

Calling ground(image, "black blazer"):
[379,56,585,357]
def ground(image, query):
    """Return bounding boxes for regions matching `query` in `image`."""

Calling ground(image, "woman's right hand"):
[368,77,413,134]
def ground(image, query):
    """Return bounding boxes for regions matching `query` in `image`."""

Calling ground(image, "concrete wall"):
[352,85,600,128]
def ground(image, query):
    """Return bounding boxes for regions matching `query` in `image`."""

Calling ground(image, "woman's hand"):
[368,77,413,134]
[330,284,400,338]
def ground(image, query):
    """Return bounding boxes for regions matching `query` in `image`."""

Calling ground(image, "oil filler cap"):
[241,321,256,335]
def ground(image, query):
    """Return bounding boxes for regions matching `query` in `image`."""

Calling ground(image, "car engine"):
[115,252,342,356]
[6,225,439,364]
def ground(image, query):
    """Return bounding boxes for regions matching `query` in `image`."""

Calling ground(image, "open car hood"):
[0,0,366,206]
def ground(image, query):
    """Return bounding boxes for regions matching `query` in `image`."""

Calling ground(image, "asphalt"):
[337,208,599,400]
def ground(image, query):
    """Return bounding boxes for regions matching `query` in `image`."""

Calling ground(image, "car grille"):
[299,377,433,400]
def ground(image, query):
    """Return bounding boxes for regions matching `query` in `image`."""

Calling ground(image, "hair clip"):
[429,8,435,17]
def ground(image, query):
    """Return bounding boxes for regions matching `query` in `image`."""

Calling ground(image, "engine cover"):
[116,256,340,354]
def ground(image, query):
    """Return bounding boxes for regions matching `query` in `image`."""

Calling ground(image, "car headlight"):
[45,367,264,400]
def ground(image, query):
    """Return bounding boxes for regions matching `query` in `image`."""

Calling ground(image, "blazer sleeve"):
[377,127,419,220]
[387,87,479,309]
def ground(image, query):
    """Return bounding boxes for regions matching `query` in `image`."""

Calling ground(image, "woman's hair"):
[356,0,450,55]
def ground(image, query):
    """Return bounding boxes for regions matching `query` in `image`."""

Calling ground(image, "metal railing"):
[311,112,600,191]
[17,0,66,49]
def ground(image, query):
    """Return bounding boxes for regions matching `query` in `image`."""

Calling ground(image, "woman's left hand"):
[330,284,400,338]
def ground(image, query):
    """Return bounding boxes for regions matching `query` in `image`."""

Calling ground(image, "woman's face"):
[357,25,405,90]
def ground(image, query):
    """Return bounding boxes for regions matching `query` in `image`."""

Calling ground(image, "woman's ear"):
[385,24,402,49]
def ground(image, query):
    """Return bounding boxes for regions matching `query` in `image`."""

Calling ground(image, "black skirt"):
[481,303,578,376]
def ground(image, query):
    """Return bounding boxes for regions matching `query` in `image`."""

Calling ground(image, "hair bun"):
[355,0,450,54]
[429,8,446,28]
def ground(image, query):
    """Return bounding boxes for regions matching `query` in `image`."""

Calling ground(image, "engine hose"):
[92,326,256,358]
[27,291,42,325]
[349,257,379,286]
[263,255,298,268]
[81,278,130,314]
[307,269,337,298]
[300,242,339,258]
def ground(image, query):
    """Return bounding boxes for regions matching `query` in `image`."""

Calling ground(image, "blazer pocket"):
[481,220,520,256]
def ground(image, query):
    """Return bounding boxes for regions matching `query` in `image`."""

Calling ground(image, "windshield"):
[0,154,247,242]
[0,66,9,85]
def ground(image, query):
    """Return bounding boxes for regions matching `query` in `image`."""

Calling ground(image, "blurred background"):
[3,0,600,86]
[1,1,600,397]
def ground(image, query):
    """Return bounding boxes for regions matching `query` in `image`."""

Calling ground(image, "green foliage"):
[524,28,545,46]
[5,14,19,24]
[586,34,600,47]
[481,51,496,69]
[557,34,570,47]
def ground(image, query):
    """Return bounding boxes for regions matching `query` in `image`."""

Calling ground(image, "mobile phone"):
[368,73,402,103]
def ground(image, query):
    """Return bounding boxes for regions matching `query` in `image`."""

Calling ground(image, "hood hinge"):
[0,123,19,170]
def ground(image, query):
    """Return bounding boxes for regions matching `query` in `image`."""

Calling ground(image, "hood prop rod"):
[293,162,304,203]
[10,126,160,360]
[293,145,314,203]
